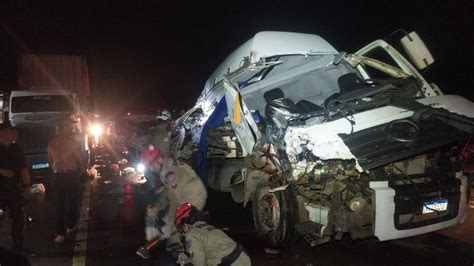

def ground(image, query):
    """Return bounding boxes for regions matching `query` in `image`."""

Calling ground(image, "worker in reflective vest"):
[175,203,251,266]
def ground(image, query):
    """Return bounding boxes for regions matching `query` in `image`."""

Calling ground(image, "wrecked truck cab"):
[170,31,474,247]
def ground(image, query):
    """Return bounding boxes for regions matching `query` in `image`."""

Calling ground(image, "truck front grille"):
[18,125,57,155]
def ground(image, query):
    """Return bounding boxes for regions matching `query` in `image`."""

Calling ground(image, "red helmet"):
[175,202,199,226]
[140,144,161,166]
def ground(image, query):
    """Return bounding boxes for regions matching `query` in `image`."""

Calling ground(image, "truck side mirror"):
[400,31,434,70]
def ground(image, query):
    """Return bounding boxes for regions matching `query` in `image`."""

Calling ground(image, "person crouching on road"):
[136,148,207,259]
[47,120,87,244]
[0,123,36,257]
[175,203,251,266]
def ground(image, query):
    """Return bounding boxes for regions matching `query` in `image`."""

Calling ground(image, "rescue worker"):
[140,143,162,189]
[47,120,87,243]
[175,202,251,266]
[151,109,172,157]
[141,109,172,189]
[136,148,207,259]
[0,122,36,257]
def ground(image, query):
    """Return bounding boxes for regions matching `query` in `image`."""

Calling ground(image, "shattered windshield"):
[240,54,351,116]
[239,52,421,125]
[325,51,421,109]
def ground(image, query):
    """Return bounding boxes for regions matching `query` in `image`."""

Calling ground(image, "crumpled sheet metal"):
[285,125,362,172]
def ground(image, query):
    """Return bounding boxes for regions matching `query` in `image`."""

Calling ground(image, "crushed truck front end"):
[170,31,474,247]
[284,94,472,243]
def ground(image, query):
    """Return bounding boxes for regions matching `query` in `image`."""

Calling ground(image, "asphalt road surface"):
[1,150,473,266]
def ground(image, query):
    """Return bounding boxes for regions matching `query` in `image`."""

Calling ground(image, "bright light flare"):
[89,123,103,137]
[136,163,145,173]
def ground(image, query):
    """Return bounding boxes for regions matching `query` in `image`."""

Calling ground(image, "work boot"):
[136,246,151,259]
[54,234,66,244]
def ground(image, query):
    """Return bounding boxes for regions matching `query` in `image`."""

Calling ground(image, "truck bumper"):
[25,153,51,180]
[370,174,469,241]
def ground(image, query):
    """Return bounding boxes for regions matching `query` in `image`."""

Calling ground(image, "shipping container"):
[18,54,90,112]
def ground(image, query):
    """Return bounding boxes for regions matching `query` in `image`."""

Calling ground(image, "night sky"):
[0,0,473,116]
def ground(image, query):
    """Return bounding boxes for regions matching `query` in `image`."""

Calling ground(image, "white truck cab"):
[171,31,474,247]
[9,89,80,126]
[9,88,89,179]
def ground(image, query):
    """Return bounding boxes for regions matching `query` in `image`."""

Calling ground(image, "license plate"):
[32,163,49,169]
[422,199,448,214]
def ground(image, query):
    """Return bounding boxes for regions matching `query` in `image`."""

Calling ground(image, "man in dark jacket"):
[0,123,36,257]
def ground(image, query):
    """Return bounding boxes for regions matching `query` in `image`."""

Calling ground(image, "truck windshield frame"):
[11,95,75,113]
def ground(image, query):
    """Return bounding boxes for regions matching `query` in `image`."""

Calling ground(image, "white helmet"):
[156,109,171,121]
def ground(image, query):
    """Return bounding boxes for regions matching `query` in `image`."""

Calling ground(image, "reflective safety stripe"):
[233,93,241,125]
[218,243,243,266]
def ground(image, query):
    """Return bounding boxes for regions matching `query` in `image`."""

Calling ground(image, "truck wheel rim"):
[255,186,281,234]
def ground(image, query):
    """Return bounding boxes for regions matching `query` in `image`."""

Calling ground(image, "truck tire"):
[252,182,297,248]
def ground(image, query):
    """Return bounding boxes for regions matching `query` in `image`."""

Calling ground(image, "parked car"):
[170,31,474,247]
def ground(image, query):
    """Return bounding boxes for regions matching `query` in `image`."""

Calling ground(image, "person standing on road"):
[152,109,172,157]
[174,203,251,266]
[47,120,87,243]
[0,123,36,257]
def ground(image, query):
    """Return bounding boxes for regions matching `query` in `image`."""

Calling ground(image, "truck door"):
[355,39,438,97]
[223,79,260,156]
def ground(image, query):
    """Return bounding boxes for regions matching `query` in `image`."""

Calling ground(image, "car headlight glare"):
[136,163,145,173]
[90,124,103,136]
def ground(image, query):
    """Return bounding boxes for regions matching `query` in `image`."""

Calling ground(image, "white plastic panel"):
[370,176,468,241]
[400,32,435,70]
